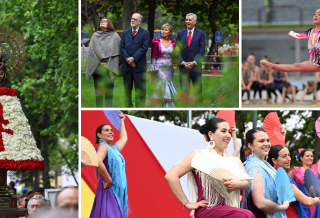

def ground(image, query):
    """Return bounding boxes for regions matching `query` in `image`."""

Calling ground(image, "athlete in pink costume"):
[261,9,320,73]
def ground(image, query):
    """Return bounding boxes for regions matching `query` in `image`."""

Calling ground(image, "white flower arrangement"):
[0,95,44,161]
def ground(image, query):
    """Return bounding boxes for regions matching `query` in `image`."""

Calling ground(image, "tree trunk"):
[148,0,156,46]
[90,2,98,31]
[208,1,218,56]
[314,111,320,161]
[58,149,79,186]
[34,129,41,189]
[123,0,138,31]
[41,109,50,189]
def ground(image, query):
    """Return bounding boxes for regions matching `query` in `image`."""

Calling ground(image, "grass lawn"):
[81,73,226,108]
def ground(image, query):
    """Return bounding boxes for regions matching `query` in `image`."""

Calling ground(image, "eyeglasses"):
[29,204,42,209]
[101,20,108,23]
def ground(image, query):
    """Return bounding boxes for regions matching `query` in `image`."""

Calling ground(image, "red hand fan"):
[216,110,235,128]
[315,117,320,138]
[263,112,285,146]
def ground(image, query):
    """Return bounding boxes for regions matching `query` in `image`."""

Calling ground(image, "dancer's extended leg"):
[261,60,320,73]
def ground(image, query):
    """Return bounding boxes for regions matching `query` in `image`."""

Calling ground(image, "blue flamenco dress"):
[242,155,287,218]
[90,142,128,218]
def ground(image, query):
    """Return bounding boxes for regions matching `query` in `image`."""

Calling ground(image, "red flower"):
[0,103,14,152]
[0,87,17,97]
[0,159,44,170]
[244,149,251,156]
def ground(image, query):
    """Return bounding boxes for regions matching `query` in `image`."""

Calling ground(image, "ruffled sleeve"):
[147,37,161,73]
[146,58,158,74]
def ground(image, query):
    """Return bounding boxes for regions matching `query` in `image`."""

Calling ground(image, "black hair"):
[245,127,267,146]
[267,145,286,166]
[199,117,228,140]
[95,124,111,143]
[299,149,313,162]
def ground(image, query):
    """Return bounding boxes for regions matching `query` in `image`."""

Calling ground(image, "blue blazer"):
[176,28,205,73]
[120,28,150,72]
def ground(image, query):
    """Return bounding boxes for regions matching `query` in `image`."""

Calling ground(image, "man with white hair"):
[24,195,48,217]
[120,12,150,107]
[176,13,205,104]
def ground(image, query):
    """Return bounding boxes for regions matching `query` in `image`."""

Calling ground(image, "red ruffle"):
[0,159,44,170]
[0,87,17,96]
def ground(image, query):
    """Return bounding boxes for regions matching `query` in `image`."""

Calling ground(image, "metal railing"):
[202,55,238,76]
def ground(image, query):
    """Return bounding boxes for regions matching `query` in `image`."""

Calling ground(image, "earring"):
[274,163,279,170]
[251,150,254,156]
[208,138,215,149]
[99,137,102,143]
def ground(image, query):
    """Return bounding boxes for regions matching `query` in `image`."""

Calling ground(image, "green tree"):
[0,0,78,188]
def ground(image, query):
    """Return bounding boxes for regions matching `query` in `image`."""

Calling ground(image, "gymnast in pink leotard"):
[261,9,320,73]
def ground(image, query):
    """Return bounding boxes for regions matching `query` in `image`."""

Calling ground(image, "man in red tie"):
[120,13,150,107]
[176,13,205,104]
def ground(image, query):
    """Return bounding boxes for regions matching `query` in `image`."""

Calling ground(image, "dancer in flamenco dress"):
[288,148,320,218]
[90,111,128,218]
[147,23,177,107]
[261,9,320,73]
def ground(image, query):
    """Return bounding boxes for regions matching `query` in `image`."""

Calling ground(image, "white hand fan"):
[81,136,99,167]
[191,152,253,181]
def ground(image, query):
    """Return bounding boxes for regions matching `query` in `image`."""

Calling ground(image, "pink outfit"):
[151,37,176,59]
[291,161,320,218]
[289,29,320,66]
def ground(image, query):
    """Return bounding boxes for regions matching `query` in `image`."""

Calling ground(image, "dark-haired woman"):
[288,149,320,218]
[165,117,254,218]
[85,17,122,107]
[90,111,128,218]
[267,145,320,218]
[242,128,289,218]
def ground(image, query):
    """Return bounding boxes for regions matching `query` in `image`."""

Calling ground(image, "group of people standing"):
[85,12,205,108]
[88,112,320,218]
[165,117,320,218]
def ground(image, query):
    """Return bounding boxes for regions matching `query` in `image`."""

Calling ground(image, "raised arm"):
[165,151,208,210]
[288,31,309,40]
[116,111,128,152]
[96,145,112,188]
[231,124,240,157]
[251,172,289,212]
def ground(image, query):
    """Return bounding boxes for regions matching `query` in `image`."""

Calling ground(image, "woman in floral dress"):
[147,23,177,107]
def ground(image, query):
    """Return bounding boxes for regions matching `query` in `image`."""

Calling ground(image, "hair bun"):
[199,124,206,135]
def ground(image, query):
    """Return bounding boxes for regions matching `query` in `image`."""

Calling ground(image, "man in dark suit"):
[176,13,205,103]
[120,13,150,107]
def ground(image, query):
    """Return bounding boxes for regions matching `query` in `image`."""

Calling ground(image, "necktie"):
[188,31,192,47]
[133,31,136,36]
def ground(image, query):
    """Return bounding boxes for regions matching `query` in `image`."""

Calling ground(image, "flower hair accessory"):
[209,114,216,120]
[95,133,99,141]
[244,128,251,139]
[295,148,305,162]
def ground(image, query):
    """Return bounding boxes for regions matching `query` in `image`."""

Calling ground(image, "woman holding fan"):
[268,145,320,218]
[242,128,290,218]
[288,149,320,218]
[165,117,254,218]
[90,111,129,218]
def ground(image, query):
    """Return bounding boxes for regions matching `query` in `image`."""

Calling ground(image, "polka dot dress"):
[147,43,177,107]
